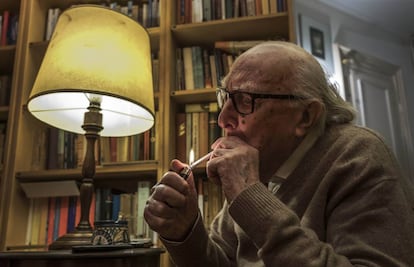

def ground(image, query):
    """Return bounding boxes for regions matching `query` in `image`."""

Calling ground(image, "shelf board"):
[171,13,290,47]
[16,160,158,193]
[171,88,217,104]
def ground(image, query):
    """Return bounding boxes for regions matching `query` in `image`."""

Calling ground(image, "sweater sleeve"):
[228,180,414,266]
[160,210,237,267]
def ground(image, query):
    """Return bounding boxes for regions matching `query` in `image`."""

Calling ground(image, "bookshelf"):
[0,0,163,251]
[0,0,294,266]
[0,0,21,251]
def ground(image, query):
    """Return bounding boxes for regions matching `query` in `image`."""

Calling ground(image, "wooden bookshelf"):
[0,1,294,266]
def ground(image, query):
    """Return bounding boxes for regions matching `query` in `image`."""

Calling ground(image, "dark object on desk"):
[72,244,133,253]
[72,239,152,253]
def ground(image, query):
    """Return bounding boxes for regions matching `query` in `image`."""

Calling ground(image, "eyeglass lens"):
[217,89,253,115]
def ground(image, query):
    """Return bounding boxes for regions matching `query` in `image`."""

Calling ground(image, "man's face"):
[217,48,305,174]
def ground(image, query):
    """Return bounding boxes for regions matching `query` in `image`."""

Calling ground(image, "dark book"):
[192,46,205,89]
[208,111,221,146]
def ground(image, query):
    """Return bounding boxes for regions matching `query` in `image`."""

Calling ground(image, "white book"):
[182,47,195,90]
[136,181,151,237]
[45,8,54,40]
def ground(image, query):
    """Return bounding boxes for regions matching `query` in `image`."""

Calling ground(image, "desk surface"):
[0,247,165,267]
[0,247,165,259]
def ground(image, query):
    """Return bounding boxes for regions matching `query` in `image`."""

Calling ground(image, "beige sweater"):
[163,124,414,267]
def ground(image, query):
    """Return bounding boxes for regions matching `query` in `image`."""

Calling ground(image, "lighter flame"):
[189,148,195,165]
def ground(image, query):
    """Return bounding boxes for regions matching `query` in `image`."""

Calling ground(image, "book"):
[209,111,222,146]
[100,188,113,221]
[182,47,195,90]
[47,197,56,244]
[202,49,212,88]
[136,181,151,237]
[52,197,61,242]
[192,0,203,23]
[67,196,77,233]
[214,40,266,54]
[202,0,212,21]
[209,53,218,88]
[176,48,185,90]
[30,199,45,245]
[270,0,278,14]
[184,0,192,23]
[112,193,121,221]
[177,0,186,24]
[58,196,69,237]
[262,0,270,14]
[47,127,59,169]
[38,198,49,245]
[1,10,9,46]
[25,200,35,245]
[192,46,205,89]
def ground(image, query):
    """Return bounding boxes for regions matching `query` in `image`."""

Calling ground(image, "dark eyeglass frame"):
[216,87,306,115]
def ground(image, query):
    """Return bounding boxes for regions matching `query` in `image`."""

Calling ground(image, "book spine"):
[58,196,69,237]
[192,46,205,89]
[66,196,77,233]
[112,193,121,221]
[182,47,195,90]
[136,181,151,237]
[47,197,56,245]
[1,10,9,46]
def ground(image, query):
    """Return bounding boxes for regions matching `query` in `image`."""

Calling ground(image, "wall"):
[294,0,414,178]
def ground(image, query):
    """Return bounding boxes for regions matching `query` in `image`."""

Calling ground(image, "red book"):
[58,197,69,237]
[1,10,10,46]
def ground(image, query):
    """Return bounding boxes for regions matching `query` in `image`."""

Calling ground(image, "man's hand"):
[144,160,199,241]
[207,136,260,202]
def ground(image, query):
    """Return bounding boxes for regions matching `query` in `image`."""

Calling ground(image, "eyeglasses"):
[216,87,306,115]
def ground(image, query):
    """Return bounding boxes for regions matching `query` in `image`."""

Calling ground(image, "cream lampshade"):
[27,5,155,250]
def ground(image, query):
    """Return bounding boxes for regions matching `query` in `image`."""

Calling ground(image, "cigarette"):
[179,151,212,179]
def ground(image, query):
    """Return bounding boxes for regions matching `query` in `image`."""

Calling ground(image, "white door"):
[341,49,414,180]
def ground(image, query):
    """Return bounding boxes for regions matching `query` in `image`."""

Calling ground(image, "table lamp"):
[27,5,155,250]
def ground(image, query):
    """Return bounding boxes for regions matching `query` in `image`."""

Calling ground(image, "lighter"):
[179,152,212,179]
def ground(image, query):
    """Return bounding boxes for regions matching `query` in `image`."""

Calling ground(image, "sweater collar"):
[271,126,321,181]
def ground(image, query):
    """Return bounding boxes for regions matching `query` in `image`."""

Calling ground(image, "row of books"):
[176,0,288,24]
[197,177,224,229]
[107,0,160,28]
[176,102,222,163]
[25,180,153,247]
[46,124,156,170]
[45,0,159,41]
[0,10,18,46]
[176,40,286,91]
[176,46,236,91]
[0,75,11,106]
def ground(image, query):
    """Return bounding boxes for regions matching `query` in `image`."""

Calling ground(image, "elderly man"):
[145,41,414,266]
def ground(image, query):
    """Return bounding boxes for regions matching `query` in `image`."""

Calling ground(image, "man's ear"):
[295,101,323,137]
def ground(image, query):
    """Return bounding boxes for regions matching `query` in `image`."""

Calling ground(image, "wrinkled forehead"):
[224,43,302,94]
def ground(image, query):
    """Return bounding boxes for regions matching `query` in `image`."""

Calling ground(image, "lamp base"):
[48,229,93,250]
